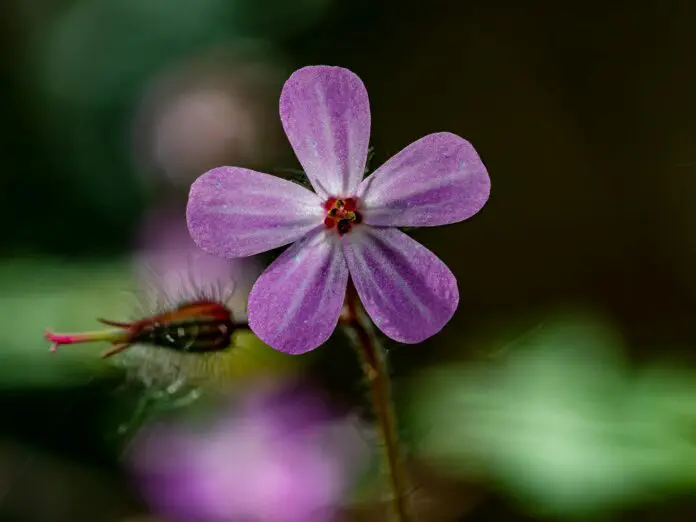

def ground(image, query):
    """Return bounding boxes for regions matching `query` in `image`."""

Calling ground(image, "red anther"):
[323,197,361,234]
[324,216,337,228]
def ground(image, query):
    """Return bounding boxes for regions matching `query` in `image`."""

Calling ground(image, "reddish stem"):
[343,281,410,522]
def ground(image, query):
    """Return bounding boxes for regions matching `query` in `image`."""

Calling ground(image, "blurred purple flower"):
[132,53,284,189]
[129,382,369,522]
[134,200,261,321]
[187,65,491,354]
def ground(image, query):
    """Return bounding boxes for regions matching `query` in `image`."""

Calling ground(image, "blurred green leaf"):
[0,258,134,388]
[35,0,332,108]
[410,312,696,517]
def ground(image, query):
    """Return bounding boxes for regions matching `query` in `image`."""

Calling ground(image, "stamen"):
[324,216,336,228]
[323,197,362,235]
[323,197,338,211]
[337,219,352,235]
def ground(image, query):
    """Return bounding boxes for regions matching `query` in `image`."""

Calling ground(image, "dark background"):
[1,1,696,520]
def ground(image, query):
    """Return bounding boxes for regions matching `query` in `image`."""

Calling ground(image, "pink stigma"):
[44,328,130,356]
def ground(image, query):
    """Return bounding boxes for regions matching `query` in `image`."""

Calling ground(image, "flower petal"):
[357,132,490,227]
[279,66,371,199]
[248,228,349,354]
[187,167,324,258]
[342,226,458,343]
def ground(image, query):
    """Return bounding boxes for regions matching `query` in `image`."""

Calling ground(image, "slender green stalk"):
[343,282,410,522]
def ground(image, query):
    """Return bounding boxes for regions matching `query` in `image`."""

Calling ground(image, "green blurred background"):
[2,0,696,520]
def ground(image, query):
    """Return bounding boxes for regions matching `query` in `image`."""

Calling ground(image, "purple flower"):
[129,382,369,522]
[187,65,490,354]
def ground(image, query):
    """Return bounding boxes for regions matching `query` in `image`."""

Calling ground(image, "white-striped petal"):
[280,66,371,198]
[342,226,458,343]
[187,167,324,258]
[248,228,348,354]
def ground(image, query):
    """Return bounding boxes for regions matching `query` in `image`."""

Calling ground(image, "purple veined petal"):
[248,228,349,354]
[357,132,491,227]
[280,66,371,199]
[187,166,324,258]
[342,226,459,343]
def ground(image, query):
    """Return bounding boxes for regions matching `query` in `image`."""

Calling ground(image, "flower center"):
[323,197,362,236]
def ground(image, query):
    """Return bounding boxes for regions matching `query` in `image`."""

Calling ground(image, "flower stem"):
[343,281,410,522]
